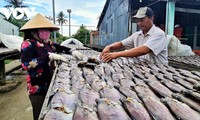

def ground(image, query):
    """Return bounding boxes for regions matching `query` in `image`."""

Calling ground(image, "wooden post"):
[0,60,5,85]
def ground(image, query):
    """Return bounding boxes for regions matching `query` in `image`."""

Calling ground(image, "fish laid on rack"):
[145,79,173,97]
[79,84,100,109]
[172,93,200,112]
[182,89,200,102]
[100,85,122,104]
[161,79,186,93]
[97,98,131,120]
[139,94,175,120]
[73,104,99,120]
[122,97,152,120]
[161,97,200,120]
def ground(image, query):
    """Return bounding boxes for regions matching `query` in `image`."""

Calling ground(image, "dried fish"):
[132,70,145,79]
[100,85,122,104]
[50,91,77,112]
[183,77,199,85]
[97,98,131,120]
[139,95,175,120]
[161,79,186,92]
[82,67,94,77]
[79,84,100,108]
[94,65,105,77]
[122,97,152,120]
[104,64,115,76]
[147,63,160,72]
[161,97,200,120]
[173,76,194,90]
[112,73,125,83]
[115,86,142,103]
[145,79,173,97]
[119,78,135,88]
[193,83,200,91]
[70,67,82,77]
[91,79,106,92]
[43,109,73,120]
[73,104,99,120]
[191,71,200,78]
[132,77,148,87]
[163,71,174,81]
[182,90,200,102]
[177,69,200,80]
[102,76,116,88]
[71,77,85,94]
[84,74,100,85]
[133,84,159,100]
[172,93,200,112]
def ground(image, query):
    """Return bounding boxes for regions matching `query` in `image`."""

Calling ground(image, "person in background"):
[100,7,168,64]
[20,13,83,120]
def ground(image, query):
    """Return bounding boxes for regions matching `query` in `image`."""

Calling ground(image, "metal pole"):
[67,9,71,37]
[52,0,57,42]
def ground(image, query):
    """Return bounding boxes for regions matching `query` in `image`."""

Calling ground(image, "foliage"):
[50,32,69,44]
[72,24,90,44]
[3,0,28,28]
[7,18,27,28]
[57,11,67,35]
[4,0,27,8]
[4,60,13,64]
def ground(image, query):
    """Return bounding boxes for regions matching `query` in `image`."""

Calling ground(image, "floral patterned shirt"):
[20,39,70,95]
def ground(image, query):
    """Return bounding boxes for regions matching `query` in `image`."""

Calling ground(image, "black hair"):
[23,30,34,40]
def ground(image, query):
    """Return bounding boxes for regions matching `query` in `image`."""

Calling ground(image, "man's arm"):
[101,45,151,62]
[116,45,151,57]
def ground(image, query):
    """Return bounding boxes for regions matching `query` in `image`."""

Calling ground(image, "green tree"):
[50,32,69,44]
[3,0,28,31]
[72,24,90,44]
[57,11,67,36]
[4,0,27,8]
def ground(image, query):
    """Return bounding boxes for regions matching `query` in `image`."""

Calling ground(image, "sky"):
[0,0,106,36]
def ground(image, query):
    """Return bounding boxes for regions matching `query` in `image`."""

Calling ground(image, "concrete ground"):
[0,63,33,120]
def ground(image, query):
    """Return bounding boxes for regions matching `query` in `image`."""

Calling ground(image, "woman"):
[20,13,83,120]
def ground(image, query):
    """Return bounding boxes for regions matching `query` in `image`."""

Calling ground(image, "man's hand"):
[99,46,111,59]
[48,52,68,63]
[101,52,118,62]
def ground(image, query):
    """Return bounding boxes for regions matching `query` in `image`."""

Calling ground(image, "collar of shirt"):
[138,25,156,37]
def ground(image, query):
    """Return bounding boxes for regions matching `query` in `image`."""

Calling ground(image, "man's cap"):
[20,13,59,31]
[133,7,154,19]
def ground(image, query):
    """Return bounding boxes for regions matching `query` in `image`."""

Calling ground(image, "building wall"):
[0,14,19,35]
[90,31,99,45]
[98,0,130,46]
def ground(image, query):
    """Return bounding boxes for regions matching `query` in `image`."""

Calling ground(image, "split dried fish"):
[97,98,131,120]
[122,97,152,120]
[172,93,200,112]
[139,95,175,120]
[161,97,200,120]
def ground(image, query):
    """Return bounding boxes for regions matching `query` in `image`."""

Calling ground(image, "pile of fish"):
[40,49,200,120]
[168,55,200,67]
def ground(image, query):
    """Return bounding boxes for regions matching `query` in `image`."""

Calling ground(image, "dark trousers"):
[29,95,45,120]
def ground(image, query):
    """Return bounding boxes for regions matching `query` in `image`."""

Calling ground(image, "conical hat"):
[20,13,59,31]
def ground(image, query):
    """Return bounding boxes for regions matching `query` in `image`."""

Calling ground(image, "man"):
[100,7,168,64]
